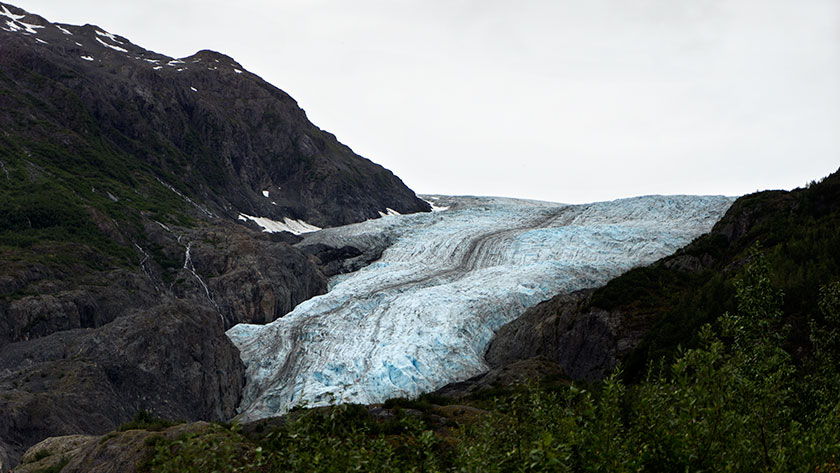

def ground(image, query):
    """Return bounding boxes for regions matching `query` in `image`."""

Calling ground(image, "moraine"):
[227,194,734,421]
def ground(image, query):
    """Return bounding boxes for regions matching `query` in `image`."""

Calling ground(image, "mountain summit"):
[0,2,429,228]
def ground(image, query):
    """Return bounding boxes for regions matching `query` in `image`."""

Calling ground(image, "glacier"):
[227,194,734,421]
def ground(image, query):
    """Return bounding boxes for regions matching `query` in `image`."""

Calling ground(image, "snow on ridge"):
[0,4,24,21]
[238,213,321,235]
[0,4,42,34]
[228,194,736,420]
[95,36,128,53]
[95,29,124,44]
[55,24,72,35]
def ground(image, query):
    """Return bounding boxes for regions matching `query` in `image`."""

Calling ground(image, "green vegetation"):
[26,449,52,463]
[0,69,208,285]
[142,406,453,473]
[588,171,840,380]
[135,251,839,471]
[31,457,69,473]
[118,410,182,432]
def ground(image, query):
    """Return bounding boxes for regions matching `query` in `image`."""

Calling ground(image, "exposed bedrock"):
[0,301,243,467]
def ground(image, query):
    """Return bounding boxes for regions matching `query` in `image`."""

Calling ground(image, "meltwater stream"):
[227,195,734,421]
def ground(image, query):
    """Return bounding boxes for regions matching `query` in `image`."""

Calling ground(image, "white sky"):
[15,0,840,203]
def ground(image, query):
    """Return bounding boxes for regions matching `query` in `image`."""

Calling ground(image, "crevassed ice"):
[227,194,734,421]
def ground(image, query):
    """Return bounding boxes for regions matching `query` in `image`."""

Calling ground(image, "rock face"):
[0,2,430,227]
[228,194,734,420]
[0,217,331,466]
[483,289,652,380]
[0,222,327,345]
[0,301,244,467]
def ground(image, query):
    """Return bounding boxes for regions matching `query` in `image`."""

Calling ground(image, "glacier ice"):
[227,194,734,421]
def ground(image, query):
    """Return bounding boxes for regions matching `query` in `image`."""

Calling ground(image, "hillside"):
[486,167,840,381]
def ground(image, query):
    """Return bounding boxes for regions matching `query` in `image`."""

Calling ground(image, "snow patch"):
[238,213,322,235]
[234,68,243,74]
[35,37,47,44]
[262,190,270,198]
[422,198,449,212]
[378,208,401,217]
[4,18,42,34]
[95,37,128,53]
[190,86,197,92]
[75,41,83,47]
[0,5,24,21]
[80,55,94,61]
[95,29,124,44]
[55,24,72,35]
[153,66,163,70]
[0,5,43,34]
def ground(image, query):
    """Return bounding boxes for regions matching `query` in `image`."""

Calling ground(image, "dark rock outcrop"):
[0,301,244,467]
[0,221,327,345]
[299,243,380,277]
[484,291,643,381]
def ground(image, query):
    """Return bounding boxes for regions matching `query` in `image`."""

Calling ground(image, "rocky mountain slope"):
[482,167,840,385]
[0,2,429,467]
[0,2,429,228]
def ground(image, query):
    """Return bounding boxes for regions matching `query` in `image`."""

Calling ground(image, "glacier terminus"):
[226,194,735,421]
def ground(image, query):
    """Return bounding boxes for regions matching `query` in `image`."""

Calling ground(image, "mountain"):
[227,194,733,419]
[0,3,429,228]
[0,2,428,467]
[482,167,840,386]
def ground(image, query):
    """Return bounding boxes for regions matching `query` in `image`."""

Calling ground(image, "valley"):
[229,194,733,419]
[1,1,838,471]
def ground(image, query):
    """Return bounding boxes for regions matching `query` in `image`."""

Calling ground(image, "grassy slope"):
[0,65,199,286]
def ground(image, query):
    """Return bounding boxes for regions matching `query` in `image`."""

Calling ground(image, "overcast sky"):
[16,0,840,203]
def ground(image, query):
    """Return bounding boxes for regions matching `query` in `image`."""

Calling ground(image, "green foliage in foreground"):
[140,250,840,472]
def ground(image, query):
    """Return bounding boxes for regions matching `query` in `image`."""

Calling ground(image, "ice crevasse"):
[227,194,735,421]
